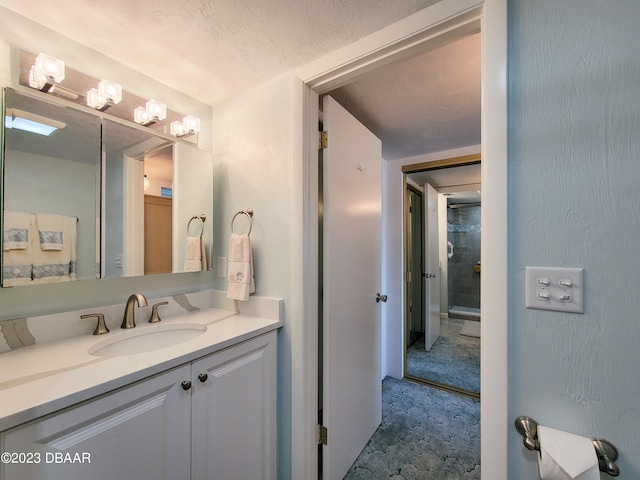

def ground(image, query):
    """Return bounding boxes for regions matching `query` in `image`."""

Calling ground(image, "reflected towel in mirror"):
[184,236,206,272]
[3,211,31,250]
[36,213,64,251]
[31,215,76,284]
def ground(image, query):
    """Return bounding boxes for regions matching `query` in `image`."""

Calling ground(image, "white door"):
[423,183,440,350]
[322,95,382,480]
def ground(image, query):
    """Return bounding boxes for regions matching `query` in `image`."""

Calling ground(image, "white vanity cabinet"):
[191,329,277,480]
[0,331,277,480]
[1,364,192,479]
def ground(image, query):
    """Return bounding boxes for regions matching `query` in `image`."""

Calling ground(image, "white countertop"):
[0,307,282,431]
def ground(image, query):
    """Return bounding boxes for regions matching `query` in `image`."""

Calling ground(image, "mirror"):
[2,88,213,287]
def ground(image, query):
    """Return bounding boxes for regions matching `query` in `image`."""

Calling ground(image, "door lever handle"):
[376,293,388,303]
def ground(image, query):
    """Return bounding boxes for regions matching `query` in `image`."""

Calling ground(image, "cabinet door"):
[191,331,277,480]
[1,364,192,480]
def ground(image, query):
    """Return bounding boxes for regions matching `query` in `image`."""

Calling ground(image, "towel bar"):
[515,416,620,477]
[231,208,253,235]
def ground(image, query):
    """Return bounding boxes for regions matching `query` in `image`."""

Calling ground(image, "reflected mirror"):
[2,88,213,287]
[2,88,101,285]
[404,161,481,397]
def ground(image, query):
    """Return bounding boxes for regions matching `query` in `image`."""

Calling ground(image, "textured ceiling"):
[408,163,481,203]
[0,0,439,105]
[0,0,480,160]
[329,32,481,160]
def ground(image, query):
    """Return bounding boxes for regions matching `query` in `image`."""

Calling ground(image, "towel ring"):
[187,215,206,238]
[231,209,253,235]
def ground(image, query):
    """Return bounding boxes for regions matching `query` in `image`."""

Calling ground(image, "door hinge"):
[319,131,328,149]
[317,424,328,445]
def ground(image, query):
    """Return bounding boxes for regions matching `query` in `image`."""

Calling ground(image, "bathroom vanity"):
[0,291,282,480]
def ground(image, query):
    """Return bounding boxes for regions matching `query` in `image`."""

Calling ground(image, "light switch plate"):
[525,266,584,313]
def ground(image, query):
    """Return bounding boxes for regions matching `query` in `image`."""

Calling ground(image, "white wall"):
[383,144,480,379]
[508,1,640,477]
[210,73,295,479]
[438,193,449,315]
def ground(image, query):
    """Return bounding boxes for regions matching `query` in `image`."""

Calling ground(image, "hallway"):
[344,378,480,479]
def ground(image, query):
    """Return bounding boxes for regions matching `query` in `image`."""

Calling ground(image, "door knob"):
[198,373,208,383]
[376,293,388,303]
[181,381,192,391]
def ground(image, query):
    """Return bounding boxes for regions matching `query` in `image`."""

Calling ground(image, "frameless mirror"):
[102,118,213,278]
[1,88,213,287]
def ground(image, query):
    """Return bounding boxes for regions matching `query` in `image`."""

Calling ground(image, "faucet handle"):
[149,301,169,323]
[81,313,110,335]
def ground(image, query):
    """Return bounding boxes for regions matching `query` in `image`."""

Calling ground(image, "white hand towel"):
[227,233,255,301]
[3,211,31,250]
[184,236,202,272]
[537,426,600,480]
[36,213,64,251]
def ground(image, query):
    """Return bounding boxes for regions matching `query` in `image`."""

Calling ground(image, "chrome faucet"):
[121,292,148,329]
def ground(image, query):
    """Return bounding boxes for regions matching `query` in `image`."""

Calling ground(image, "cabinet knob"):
[198,373,208,383]
[181,381,192,391]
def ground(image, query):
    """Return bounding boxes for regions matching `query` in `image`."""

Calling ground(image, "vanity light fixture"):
[87,79,122,111]
[170,115,201,137]
[134,99,167,126]
[28,53,65,93]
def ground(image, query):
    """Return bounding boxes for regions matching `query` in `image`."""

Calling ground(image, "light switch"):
[537,276,551,286]
[536,288,551,301]
[558,277,573,288]
[525,266,584,313]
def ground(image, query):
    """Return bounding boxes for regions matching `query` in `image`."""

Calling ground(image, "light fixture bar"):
[87,79,122,111]
[134,100,167,126]
[28,53,65,93]
[170,115,201,137]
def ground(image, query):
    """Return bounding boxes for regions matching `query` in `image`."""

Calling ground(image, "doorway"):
[403,157,481,397]
[295,1,508,477]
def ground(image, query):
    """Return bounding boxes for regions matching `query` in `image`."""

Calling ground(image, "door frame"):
[403,154,481,397]
[293,0,507,478]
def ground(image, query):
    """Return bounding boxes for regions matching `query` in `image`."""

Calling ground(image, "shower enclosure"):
[447,203,481,318]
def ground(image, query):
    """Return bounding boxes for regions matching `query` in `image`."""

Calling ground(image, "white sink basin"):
[88,323,207,357]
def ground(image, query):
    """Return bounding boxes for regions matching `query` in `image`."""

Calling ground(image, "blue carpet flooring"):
[406,318,480,394]
[344,377,481,479]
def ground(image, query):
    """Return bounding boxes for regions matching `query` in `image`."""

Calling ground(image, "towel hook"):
[187,214,206,238]
[231,208,253,236]
[515,416,620,476]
